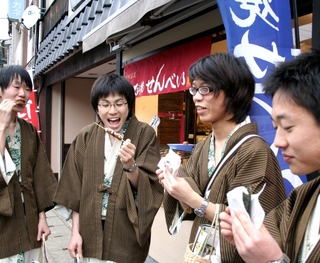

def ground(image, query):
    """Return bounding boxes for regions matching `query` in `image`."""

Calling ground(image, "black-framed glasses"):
[189,86,214,96]
[98,102,128,109]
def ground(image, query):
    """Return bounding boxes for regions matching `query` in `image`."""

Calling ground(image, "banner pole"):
[291,0,300,48]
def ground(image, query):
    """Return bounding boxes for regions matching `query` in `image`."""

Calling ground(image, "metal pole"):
[291,0,300,49]
[312,0,320,49]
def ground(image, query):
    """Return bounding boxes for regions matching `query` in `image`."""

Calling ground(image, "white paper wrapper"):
[157,149,181,177]
[227,184,266,229]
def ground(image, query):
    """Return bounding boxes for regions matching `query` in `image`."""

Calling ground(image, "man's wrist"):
[123,162,137,173]
[268,253,290,263]
[194,197,209,217]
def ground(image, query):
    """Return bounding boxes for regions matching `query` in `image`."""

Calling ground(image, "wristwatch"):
[194,197,209,217]
[268,253,290,263]
[123,163,137,173]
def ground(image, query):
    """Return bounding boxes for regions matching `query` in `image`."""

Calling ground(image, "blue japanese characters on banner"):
[216,0,307,196]
[8,0,25,21]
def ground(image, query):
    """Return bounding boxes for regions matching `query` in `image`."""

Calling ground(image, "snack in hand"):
[105,127,124,141]
[94,122,124,141]
[242,185,252,215]
[15,100,25,106]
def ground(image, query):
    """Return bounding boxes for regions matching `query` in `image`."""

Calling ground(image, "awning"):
[82,0,174,53]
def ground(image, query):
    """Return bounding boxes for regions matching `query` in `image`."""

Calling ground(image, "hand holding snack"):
[157,149,181,177]
[0,99,17,130]
[227,184,266,229]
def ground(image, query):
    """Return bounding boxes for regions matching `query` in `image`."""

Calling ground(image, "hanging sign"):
[124,35,212,97]
[17,90,39,131]
[8,0,25,21]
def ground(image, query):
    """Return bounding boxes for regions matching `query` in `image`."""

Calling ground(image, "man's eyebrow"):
[12,79,22,84]
[271,114,288,122]
[101,98,124,102]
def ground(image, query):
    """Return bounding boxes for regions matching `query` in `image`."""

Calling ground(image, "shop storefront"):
[123,35,212,146]
[33,0,222,176]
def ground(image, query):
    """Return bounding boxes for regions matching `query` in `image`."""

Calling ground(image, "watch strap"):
[194,197,209,217]
[268,253,290,263]
[123,163,137,173]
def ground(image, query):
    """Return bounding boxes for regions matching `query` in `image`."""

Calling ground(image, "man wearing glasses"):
[54,74,163,263]
[157,53,286,262]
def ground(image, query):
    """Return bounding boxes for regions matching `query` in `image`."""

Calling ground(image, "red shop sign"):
[124,35,212,97]
[17,90,39,131]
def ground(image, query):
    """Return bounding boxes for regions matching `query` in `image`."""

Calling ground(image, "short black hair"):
[263,49,320,126]
[0,65,33,92]
[188,53,255,123]
[90,73,135,119]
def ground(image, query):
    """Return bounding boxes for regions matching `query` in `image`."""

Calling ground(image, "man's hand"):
[219,207,235,245]
[0,99,15,130]
[119,139,136,168]
[68,232,83,259]
[37,211,51,241]
[157,166,202,211]
[229,209,284,263]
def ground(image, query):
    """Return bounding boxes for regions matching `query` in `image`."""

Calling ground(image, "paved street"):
[45,209,74,263]
[45,209,158,263]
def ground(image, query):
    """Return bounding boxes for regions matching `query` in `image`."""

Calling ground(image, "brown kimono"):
[265,176,320,263]
[54,116,164,263]
[163,123,286,263]
[0,118,57,258]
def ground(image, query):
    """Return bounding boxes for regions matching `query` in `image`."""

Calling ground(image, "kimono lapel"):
[293,192,318,261]
[306,240,320,262]
[302,185,320,262]
[122,116,138,142]
[91,124,105,195]
[200,135,211,190]
[287,180,320,262]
